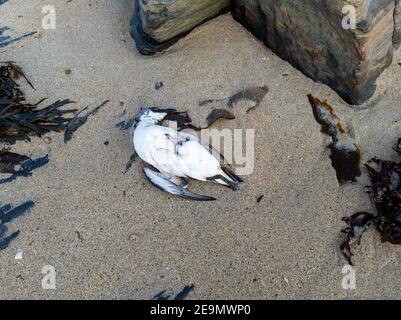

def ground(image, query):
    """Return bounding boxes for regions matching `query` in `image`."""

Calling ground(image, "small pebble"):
[155,81,164,90]
[15,251,23,260]
[43,136,52,144]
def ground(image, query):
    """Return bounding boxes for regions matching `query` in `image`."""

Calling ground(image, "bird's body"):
[133,108,242,200]
[135,124,223,181]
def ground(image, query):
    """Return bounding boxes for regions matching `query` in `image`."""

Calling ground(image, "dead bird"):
[133,107,242,201]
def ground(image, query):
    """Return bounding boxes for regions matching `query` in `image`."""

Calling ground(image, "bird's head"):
[135,107,177,125]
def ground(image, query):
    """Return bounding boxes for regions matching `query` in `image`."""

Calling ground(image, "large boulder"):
[231,0,400,104]
[130,0,230,55]
[394,0,401,46]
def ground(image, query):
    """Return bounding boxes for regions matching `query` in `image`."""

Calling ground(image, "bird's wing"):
[143,167,216,201]
[143,127,222,180]
[177,131,225,161]
[175,139,223,181]
[143,126,180,167]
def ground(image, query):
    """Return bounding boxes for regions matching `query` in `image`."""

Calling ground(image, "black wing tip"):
[181,194,217,202]
[172,188,217,202]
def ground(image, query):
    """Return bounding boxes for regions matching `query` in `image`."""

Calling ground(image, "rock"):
[394,0,401,47]
[130,0,230,55]
[130,0,401,104]
[155,81,164,90]
[232,0,399,104]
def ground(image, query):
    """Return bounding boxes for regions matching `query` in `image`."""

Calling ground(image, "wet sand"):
[0,0,400,299]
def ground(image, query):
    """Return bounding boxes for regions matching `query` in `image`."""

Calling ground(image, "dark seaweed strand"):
[0,154,49,185]
[227,86,269,113]
[0,62,76,183]
[307,95,361,184]
[0,62,76,145]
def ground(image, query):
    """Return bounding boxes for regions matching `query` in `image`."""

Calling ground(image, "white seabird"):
[133,107,243,201]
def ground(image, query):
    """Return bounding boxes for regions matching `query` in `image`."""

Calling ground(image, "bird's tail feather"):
[207,172,242,191]
[221,166,243,183]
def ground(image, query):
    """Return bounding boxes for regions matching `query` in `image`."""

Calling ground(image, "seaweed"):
[0,150,30,174]
[340,212,375,265]
[164,109,235,131]
[0,154,49,184]
[206,109,235,127]
[0,62,77,182]
[341,138,401,265]
[0,62,76,144]
[307,95,361,184]
[64,100,109,143]
[228,86,269,113]
[0,201,34,250]
[164,111,199,131]
[199,86,269,113]
[328,146,361,184]
[198,98,226,107]
[0,99,76,144]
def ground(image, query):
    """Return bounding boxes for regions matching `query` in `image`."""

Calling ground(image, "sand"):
[0,0,400,299]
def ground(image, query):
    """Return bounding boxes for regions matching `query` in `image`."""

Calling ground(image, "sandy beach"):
[0,0,400,299]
